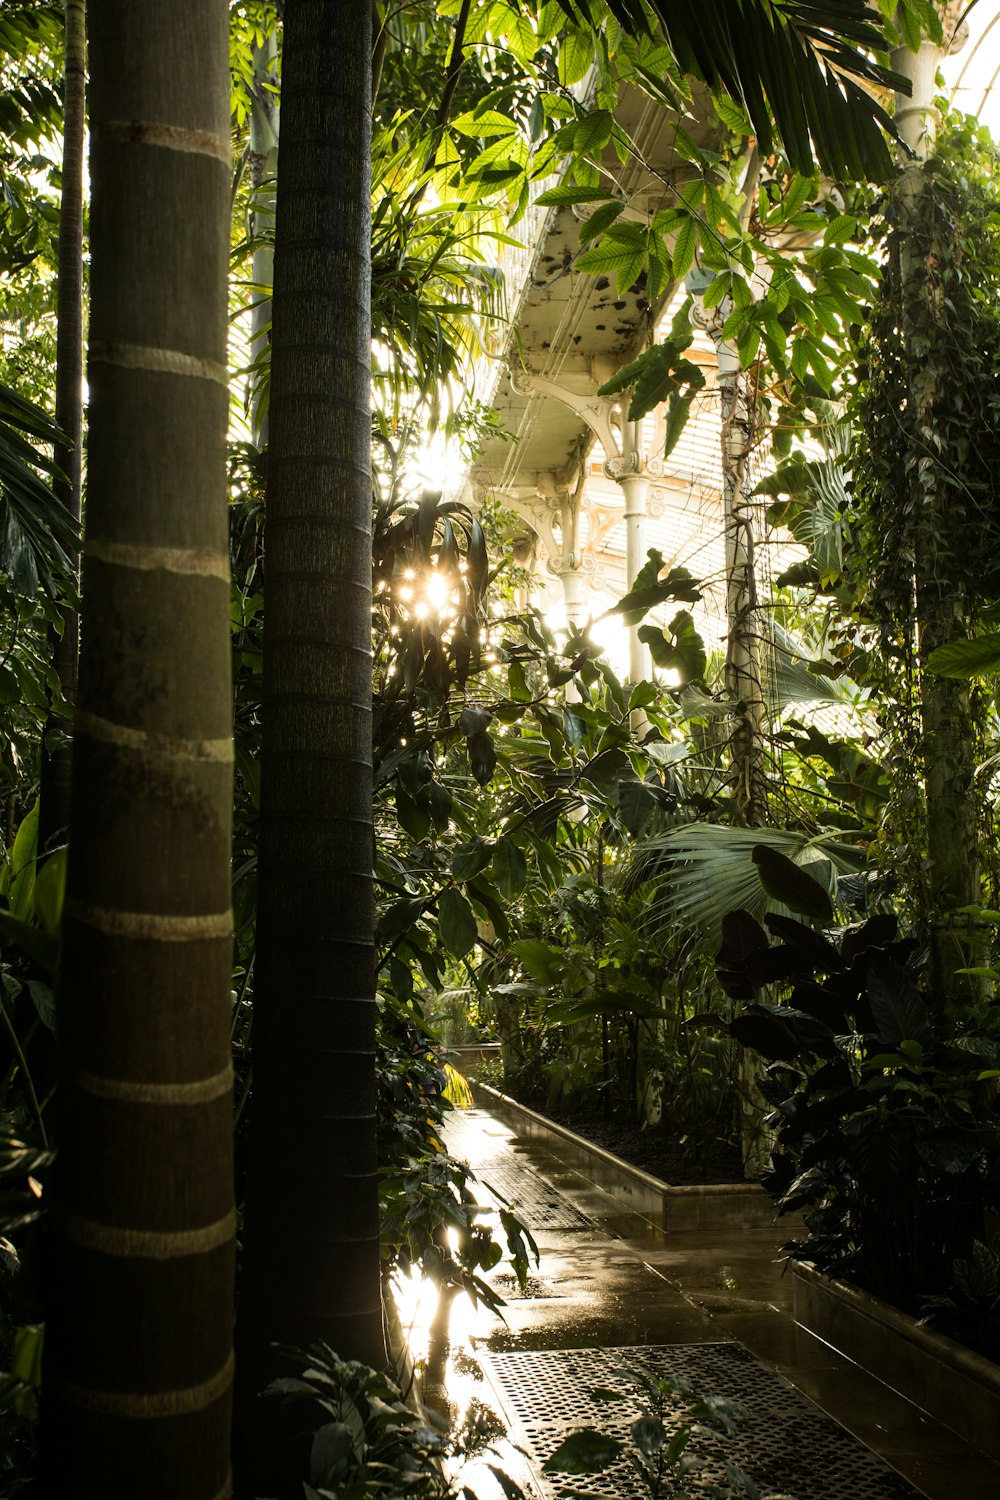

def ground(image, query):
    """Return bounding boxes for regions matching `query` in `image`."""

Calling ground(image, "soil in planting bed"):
[514,1099,746,1186]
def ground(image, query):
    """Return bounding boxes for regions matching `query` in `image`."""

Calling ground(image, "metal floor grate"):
[481,1343,919,1500]
[475,1158,593,1231]
[441,1109,489,1162]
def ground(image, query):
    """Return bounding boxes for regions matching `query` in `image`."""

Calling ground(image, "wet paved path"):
[416,1105,1000,1500]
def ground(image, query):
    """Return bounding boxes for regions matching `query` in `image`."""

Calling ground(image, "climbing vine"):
[849,109,1000,974]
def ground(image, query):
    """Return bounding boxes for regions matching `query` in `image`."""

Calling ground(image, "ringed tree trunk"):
[240,0,383,1424]
[38,0,87,855]
[41,4,235,1498]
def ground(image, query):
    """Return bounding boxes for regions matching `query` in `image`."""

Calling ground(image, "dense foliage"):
[0,0,1000,1493]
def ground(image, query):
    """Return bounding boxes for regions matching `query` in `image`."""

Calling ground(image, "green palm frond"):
[0,382,78,597]
[552,0,904,180]
[623,822,864,945]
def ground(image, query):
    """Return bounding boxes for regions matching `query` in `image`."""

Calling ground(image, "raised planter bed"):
[446,1042,501,1072]
[793,1259,1000,1462]
[472,1081,778,1232]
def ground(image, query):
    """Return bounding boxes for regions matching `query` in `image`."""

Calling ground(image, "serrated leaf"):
[702,272,731,310]
[535,183,615,207]
[713,94,752,135]
[646,232,671,300]
[450,109,518,138]
[574,108,613,156]
[780,174,818,222]
[558,28,593,86]
[824,213,857,245]
[671,215,697,279]
[736,324,761,367]
[579,199,626,243]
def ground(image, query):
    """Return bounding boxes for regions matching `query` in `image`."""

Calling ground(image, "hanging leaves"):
[438,887,478,957]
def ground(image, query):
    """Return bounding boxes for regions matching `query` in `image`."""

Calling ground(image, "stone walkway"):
[406,1105,1000,1500]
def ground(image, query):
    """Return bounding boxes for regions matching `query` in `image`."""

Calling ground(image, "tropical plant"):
[923,1238,1000,1359]
[625,824,866,947]
[707,906,1000,1319]
[542,1364,781,1500]
[263,1341,522,1499]
[37,0,85,856]
[376,987,539,1314]
[0,1122,51,1496]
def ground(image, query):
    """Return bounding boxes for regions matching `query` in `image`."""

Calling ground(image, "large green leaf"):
[867,952,933,1048]
[606,559,703,626]
[926,635,1000,680]
[639,609,706,684]
[438,887,478,958]
[492,836,527,899]
[752,844,833,922]
[770,622,857,710]
[596,336,705,424]
[542,1429,622,1475]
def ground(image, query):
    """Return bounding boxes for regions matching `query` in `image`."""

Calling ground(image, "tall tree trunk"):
[892,32,984,1018]
[897,163,985,1018]
[691,293,768,826]
[719,357,768,829]
[239,0,382,1439]
[38,0,86,855]
[41,5,235,1497]
[248,28,279,447]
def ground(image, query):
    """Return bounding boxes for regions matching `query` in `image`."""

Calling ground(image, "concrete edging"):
[473,1081,777,1232]
[792,1259,1000,1461]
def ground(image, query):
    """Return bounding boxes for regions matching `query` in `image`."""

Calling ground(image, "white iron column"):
[605,416,650,684]
[509,366,653,684]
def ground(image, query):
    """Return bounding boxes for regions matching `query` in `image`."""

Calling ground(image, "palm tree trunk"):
[248,28,279,447]
[720,359,768,829]
[892,36,985,1018]
[38,0,86,855]
[897,164,985,1018]
[41,5,235,1496]
[240,0,383,1406]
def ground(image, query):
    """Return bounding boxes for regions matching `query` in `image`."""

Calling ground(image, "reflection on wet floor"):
[392,1105,1000,1500]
